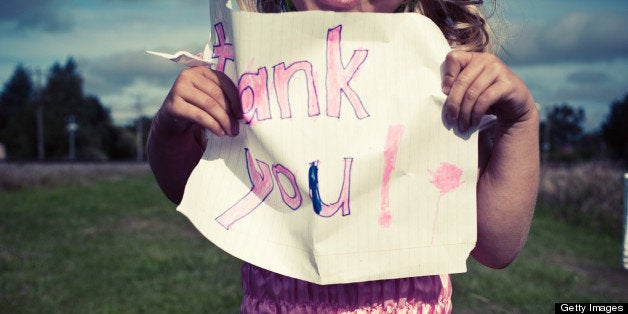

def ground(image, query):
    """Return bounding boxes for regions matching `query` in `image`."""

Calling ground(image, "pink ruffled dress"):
[240,263,452,313]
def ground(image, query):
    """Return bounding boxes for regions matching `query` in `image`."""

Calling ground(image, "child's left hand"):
[441,51,540,269]
[441,50,536,132]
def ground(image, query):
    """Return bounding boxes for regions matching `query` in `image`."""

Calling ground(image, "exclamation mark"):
[379,125,405,228]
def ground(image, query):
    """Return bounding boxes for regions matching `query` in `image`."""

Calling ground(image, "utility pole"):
[34,67,45,160]
[542,104,552,164]
[134,95,144,162]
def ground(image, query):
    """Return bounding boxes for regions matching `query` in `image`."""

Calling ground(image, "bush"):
[537,161,625,237]
[0,162,150,191]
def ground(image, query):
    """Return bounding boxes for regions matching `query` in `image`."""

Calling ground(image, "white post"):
[66,115,78,161]
[623,173,628,270]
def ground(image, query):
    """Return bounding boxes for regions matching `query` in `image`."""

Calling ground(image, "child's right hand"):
[154,66,242,140]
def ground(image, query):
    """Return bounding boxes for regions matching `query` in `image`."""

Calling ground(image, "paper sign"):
[175,1,480,285]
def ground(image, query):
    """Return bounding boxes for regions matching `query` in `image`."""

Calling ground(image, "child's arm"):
[147,66,242,204]
[441,51,540,269]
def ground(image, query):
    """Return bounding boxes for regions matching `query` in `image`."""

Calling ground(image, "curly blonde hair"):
[407,0,495,53]
[235,0,495,53]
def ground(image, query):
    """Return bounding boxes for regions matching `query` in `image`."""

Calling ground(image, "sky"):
[0,0,627,130]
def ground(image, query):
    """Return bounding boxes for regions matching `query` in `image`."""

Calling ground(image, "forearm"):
[147,115,205,204]
[473,102,540,268]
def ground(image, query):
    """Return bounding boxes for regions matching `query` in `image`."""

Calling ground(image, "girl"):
[147,0,539,312]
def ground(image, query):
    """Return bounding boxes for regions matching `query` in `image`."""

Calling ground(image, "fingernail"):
[446,113,454,124]
[442,85,450,95]
[445,110,456,124]
[459,121,468,132]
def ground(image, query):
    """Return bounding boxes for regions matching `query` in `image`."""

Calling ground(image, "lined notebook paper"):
[177,1,479,285]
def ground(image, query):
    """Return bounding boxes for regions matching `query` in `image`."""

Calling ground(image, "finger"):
[183,81,235,136]
[221,74,243,136]
[442,50,473,95]
[210,69,243,119]
[445,56,484,127]
[169,94,227,137]
[469,85,498,130]
[459,67,498,131]
[192,68,241,136]
[203,69,242,135]
[477,79,521,123]
[174,68,236,136]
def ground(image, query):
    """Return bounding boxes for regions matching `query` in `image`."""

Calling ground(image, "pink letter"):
[216,148,274,229]
[273,61,321,118]
[272,164,302,210]
[212,22,234,72]
[239,67,271,124]
[326,25,369,119]
[379,125,405,228]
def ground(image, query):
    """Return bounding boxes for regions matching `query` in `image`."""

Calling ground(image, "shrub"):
[0,162,150,191]
[538,161,625,237]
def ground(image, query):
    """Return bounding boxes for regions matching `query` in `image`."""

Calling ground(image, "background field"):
[0,162,626,313]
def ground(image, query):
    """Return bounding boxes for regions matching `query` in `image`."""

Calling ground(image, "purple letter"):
[326,25,369,119]
[273,61,321,118]
[216,148,274,229]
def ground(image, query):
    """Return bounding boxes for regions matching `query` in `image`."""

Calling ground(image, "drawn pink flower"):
[429,162,464,244]
[429,162,464,196]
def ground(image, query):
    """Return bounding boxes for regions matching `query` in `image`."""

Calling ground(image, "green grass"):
[0,174,242,313]
[452,206,627,313]
[1,174,626,313]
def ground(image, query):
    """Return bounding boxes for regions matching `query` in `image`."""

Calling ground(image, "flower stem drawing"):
[429,162,464,244]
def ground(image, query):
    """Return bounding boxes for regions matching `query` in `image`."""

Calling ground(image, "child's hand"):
[154,66,242,140]
[441,51,540,268]
[441,51,536,132]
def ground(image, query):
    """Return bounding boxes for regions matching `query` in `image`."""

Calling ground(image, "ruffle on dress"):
[240,263,452,313]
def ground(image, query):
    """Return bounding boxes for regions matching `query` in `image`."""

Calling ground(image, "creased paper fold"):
[161,1,480,285]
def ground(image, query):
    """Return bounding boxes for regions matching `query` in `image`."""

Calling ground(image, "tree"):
[41,58,85,159]
[0,65,35,158]
[601,94,628,164]
[540,104,586,162]
[38,57,127,160]
[0,64,33,128]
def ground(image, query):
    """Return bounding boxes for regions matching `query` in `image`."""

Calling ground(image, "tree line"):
[541,100,627,165]
[0,58,626,164]
[0,59,150,161]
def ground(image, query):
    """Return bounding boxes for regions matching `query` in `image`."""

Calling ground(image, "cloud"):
[511,60,628,130]
[0,0,74,32]
[502,12,628,65]
[80,49,185,96]
[566,70,610,85]
[77,49,194,124]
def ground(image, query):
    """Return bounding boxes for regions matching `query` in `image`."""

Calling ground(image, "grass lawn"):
[1,173,626,313]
